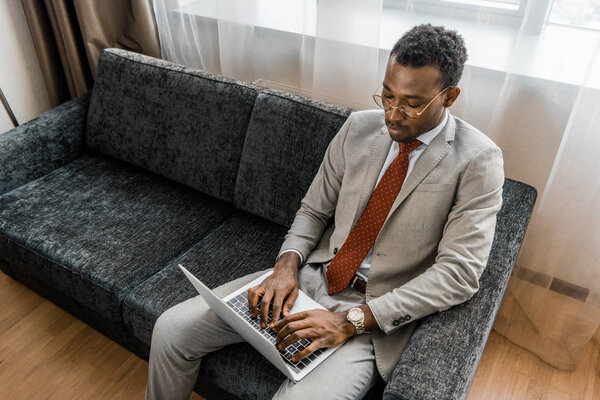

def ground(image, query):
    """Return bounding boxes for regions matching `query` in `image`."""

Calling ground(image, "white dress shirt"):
[280,109,449,281]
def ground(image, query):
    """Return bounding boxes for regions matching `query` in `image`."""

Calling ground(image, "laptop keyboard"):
[226,291,325,373]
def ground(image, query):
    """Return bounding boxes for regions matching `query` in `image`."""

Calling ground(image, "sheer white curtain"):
[152,0,600,370]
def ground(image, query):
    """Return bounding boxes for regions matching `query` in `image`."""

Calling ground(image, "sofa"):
[0,48,537,399]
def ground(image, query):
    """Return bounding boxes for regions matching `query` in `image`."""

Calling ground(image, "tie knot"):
[398,139,423,154]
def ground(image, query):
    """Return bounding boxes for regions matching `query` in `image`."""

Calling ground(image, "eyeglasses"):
[372,83,449,120]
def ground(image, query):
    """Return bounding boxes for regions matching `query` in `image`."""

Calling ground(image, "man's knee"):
[151,299,208,355]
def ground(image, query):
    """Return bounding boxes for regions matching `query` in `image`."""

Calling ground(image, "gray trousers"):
[146,263,379,400]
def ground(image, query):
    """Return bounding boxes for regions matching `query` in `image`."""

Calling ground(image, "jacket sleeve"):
[368,145,505,334]
[277,112,354,262]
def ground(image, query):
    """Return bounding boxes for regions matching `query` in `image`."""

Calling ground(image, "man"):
[146,24,504,400]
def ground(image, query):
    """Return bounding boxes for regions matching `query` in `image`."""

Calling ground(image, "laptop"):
[178,264,342,382]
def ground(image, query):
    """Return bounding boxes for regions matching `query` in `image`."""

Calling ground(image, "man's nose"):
[387,107,405,122]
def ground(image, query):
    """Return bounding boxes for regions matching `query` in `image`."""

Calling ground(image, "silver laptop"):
[178,264,341,382]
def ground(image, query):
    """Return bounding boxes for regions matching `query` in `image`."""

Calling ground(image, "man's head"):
[380,24,467,143]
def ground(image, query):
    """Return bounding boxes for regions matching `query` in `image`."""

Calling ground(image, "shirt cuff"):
[277,249,304,265]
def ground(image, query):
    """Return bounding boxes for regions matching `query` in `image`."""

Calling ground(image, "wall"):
[0,0,51,134]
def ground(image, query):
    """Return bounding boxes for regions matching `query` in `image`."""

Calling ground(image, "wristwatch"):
[347,307,366,335]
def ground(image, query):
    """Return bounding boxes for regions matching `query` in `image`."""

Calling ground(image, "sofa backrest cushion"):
[234,89,352,227]
[86,48,258,202]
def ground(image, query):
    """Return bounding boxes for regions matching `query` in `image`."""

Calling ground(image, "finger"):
[275,320,312,344]
[247,285,264,318]
[291,341,321,362]
[269,292,286,328]
[274,311,307,333]
[281,287,299,317]
[259,290,274,328]
[279,328,313,350]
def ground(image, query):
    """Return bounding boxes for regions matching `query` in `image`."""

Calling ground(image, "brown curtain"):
[21,0,162,107]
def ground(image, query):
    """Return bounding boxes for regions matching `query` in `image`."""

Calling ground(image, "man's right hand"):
[248,252,301,329]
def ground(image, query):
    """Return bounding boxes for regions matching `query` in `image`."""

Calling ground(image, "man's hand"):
[248,252,301,329]
[273,309,355,362]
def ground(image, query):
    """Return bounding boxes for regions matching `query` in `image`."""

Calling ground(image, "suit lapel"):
[349,129,392,228]
[383,115,456,225]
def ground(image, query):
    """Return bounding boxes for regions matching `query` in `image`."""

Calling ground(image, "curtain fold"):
[129,0,600,370]
[492,43,600,369]
[21,0,162,107]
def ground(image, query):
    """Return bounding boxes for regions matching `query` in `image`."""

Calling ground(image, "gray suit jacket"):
[278,109,505,381]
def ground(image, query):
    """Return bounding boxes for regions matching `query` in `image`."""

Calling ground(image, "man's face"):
[381,58,459,143]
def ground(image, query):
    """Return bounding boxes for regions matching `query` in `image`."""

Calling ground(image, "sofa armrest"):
[383,179,537,400]
[0,91,90,196]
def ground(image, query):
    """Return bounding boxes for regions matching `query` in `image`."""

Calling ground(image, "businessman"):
[146,23,504,399]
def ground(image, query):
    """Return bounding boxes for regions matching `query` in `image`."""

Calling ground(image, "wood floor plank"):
[468,331,600,400]
[504,372,531,399]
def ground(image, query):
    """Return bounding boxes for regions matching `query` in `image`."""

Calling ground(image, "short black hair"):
[390,24,467,88]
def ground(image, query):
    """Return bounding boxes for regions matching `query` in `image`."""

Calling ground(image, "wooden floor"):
[0,271,598,399]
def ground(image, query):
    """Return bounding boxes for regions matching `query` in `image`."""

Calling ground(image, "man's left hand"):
[273,309,355,361]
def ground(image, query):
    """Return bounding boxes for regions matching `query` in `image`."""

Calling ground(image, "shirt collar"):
[414,108,449,146]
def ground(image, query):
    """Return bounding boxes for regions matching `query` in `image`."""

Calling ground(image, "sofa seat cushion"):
[122,211,288,344]
[0,152,233,322]
[198,342,286,399]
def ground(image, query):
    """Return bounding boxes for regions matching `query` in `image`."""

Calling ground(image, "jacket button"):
[393,320,400,326]
[333,247,338,255]
[405,315,411,321]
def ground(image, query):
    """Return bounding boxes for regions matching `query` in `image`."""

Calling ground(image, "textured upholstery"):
[0,92,90,197]
[122,211,287,345]
[0,152,232,321]
[234,89,351,227]
[383,178,537,400]
[86,48,259,202]
[199,342,286,400]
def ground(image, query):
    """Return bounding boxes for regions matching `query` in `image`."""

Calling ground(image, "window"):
[384,0,526,26]
[548,0,600,30]
[439,0,521,11]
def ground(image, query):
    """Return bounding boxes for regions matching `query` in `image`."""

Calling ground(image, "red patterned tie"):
[326,138,423,295]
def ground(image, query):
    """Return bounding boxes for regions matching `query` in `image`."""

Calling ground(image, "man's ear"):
[443,87,461,107]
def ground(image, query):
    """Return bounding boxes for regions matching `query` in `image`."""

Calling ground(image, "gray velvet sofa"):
[0,48,536,400]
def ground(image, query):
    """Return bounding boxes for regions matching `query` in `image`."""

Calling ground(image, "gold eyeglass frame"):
[372,83,450,120]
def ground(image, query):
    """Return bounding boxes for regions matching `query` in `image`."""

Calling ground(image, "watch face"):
[348,308,362,321]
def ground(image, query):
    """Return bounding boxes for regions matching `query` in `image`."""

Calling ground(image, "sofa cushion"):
[198,342,286,399]
[86,48,259,202]
[122,211,288,344]
[0,152,233,322]
[234,89,352,227]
